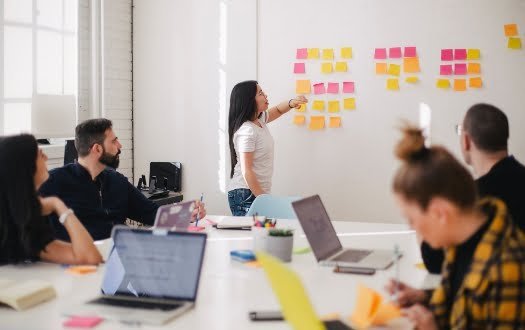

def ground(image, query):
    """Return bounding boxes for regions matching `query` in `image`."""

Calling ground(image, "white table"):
[0,216,439,329]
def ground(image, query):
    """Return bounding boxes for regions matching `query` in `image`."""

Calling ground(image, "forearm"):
[267,100,292,122]
[243,169,265,196]
[62,213,102,264]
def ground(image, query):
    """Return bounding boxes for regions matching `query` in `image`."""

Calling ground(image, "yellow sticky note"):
[403,57,420,73]
[335,62,348,72]
[293,115,306,125]
[341,47,353,59]
[504,24,518,37]
[386,78,399,91]
[309,116,325,131]
[508,37,522,49]
[469,77,483,88]
[415,262,426,270]
[296,104,307,112]
[375,62,388,74]
[387,64,401,76]
[307,48,320,59]
[322,48,334,60]
[329,116,341,128]
[343,98,356,110]
[436,79,450,89]
[405,76,419,83]
[321,62,333,74]
[328,100,340,113]
[296,80,311,94]
[312,100,325,111]
[467,62,481,74]
[467,49,481,60]
[454,79,467,91]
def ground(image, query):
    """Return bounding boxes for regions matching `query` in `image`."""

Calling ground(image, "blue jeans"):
[228,188,255,216]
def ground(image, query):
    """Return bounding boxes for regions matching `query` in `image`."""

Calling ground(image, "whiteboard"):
[257,0,525,222]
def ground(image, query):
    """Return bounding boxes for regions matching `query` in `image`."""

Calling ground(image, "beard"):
[99,149,121,169]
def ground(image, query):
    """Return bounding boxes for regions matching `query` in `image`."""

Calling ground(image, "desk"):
[0,217,438,329]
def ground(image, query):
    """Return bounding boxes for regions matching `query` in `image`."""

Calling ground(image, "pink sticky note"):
[404,46,417,58]
[342,81,355,93]
[313,83,326,94]
[374,48,387,59]
[294,63,305,74]
[327,82,339,94]
[63,316,103,328]
[441,49,453,61]
[440,64,453,75]
[454,63,467,75]
[389,47,402,58]
[296,48,308,59]
[188,225,205,232]
[454,49,467,60]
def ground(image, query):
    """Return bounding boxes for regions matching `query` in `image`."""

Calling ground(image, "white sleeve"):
[234,125,255,153]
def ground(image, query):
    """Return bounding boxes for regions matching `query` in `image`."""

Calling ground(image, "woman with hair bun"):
[385,123,525,329]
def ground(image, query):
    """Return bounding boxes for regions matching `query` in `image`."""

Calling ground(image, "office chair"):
[64,139,78,165]
[246,194,301,219]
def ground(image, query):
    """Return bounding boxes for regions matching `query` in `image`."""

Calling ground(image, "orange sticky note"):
[293,115,306,125]
[329,117,341,128]
[508,37,522,49]
[405,76,419,84]
[349,285,401,328]
[467,62,481,74]
[321,62,333,73]
[469,77,483,88]
[312,100,325,111]
[335,62,348,72]
[66,265,98,275]
[386,78,399,91]
[403,57,420,73]
[375,62,387,74]
[308,48,320,59]
[504,24,518,37]
[387,64,401,76]
[373,302,402,325]
[436,79,450,89]
[308,116,325,131]
[296,80,311,94]
[454,79,467,91]
[328,100,340,113]
[343,98,356,110]
[322,48,334,60]
[341,47,353,59]
[467,49,480,60]
[296,104,307,112]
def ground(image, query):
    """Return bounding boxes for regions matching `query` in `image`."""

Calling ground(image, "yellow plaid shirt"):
[429,198,525,329]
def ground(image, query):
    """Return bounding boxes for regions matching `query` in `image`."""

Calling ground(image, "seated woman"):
[0,134,102,265]
[386,124,525,329]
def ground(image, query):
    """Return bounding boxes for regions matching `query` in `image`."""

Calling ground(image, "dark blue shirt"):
[39,163,158,241]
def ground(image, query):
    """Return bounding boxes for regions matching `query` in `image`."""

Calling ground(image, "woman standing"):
[227,80,307,216]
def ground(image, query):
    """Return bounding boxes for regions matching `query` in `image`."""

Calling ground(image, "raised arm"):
[267,96,308,123]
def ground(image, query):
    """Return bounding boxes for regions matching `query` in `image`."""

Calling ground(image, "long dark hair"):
[0,134,48,260]
[228,80,258,178]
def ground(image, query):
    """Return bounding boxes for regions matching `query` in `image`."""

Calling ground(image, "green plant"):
[268,228,293,237]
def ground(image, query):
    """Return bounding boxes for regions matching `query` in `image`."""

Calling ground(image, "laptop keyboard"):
[333,249,372,263]
[89,297,182,311]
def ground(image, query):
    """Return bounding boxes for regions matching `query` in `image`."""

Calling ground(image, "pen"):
[393,244,400,302]
[195,193,204,226]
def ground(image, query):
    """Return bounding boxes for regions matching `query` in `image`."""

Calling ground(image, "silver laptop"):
[153,201,195,231]
[292,195,396,269]
[66,226,207,325]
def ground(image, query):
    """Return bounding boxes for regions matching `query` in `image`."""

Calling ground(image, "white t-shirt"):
[228,111,274,193]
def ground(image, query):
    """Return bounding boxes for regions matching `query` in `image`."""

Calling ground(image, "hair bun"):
[395,123,426,162]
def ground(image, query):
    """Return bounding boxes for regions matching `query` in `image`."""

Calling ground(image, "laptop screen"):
[153,201,195,230]
[292,195,343,261]
[101,227,206,301]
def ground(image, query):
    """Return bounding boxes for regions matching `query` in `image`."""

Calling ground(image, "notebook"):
[214,216,253,230]
[0,278,56,311]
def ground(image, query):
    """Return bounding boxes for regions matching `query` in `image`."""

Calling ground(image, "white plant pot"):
[265,235,293,262]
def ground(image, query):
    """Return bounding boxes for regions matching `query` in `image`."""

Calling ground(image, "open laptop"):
[153,201,195,231]
[292,195,396,270]
[257,252,353,330]
[65,226,207,325]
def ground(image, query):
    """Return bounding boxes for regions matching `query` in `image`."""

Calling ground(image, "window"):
[1,0,78,135]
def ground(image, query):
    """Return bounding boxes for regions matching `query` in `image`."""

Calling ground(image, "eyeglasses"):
[455,124,463,136]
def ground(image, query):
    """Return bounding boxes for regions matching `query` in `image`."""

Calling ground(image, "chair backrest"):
[246,194,301,219]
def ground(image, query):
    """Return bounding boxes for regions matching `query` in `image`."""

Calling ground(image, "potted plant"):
[265,229,294,262]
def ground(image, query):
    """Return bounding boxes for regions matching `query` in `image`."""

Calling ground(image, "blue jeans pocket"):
[228,188,255,216]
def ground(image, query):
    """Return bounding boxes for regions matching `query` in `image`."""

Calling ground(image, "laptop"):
[65,226,207,325]
[292,195,396,270]
[153,201,195,231]
[257,252,353,330]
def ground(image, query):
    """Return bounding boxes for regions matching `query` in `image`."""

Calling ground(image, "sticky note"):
[504,24,518,37]
[404,46,417,58]
[296,48,308,59]
[386,78,399,91]
[327,82,339,94]
[454,79,467,91]
[342,81,355,93]
[322,48,334,60]
[387,64,401,76]
[405,76,419,83]
[436,79,450,89]
[328,100,340,113]
[321,62,333,73]
[373,303,402,326]
[389,47,402,58]
[508,37,522,49]
[349,285,401,328]
[309,116,325,130]
[329,117,341,128]
[467,62,481,74]
[454,49,467,60]
[63,316,103,328]
[374,48,387,59]
[312,100,325,111]
[66,265,98,275]
[296,80,311,94]
[308,48,320,59]
[403,57,420,73]
[440,64,453,75]
[313,83,326,95]
[467,49,480,60]
[296,104,307,112]
[294,63,305,74]
[293,115,306,125]
[343,98,356,110]
[335,62,348,72]
[341,47,353,59]
[441,49,453,61]
[375,63,388,74]
[469,77,483,88]
[454,63,467,75]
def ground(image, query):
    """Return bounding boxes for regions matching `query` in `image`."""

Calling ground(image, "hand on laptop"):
[191,201,206,222]
[385,279,427,307]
